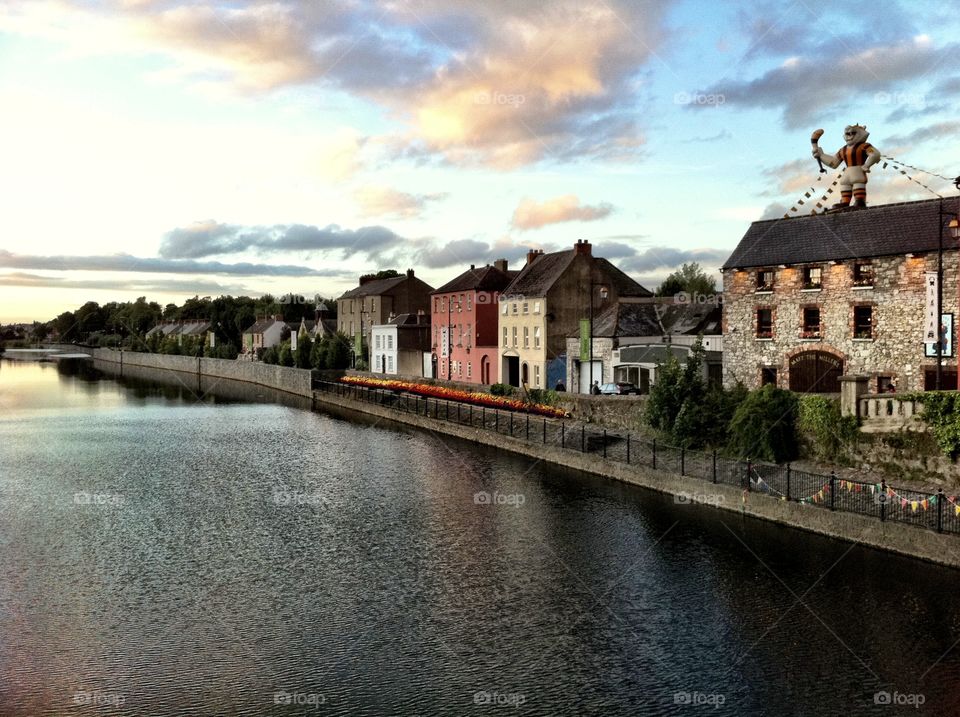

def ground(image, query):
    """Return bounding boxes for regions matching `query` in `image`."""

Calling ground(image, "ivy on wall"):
[905,391,960,457]
[797,395,859,460]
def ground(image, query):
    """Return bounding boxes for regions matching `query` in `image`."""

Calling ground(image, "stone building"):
[336,270,434,367]
[498,240,651,389]
[722,198,959,393]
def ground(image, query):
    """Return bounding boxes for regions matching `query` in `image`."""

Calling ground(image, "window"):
[512,326,518,347]
[371,299,376,312]
[756,308,773,338]
[387,355,394,372]
[853,262,874,287]
[503,326,508,347]
[387,335,394,349]
[512,303,518,315]
[523,326,529,348]
[522,302,529,314]
[467,294,472,310]
[854,305,873,339]
[466,324,472,348]
[801,307,821,338]
[802,266,822,290]
[435,298,440,313]
[533,364,540,386]
[534,326,541,348]
[761,367,777,386]
[467,362,472,378]
[534,302,541,314]
[458,294,464,312]
[877,375,895,393]
[756,269,775,292]
[375,335,382,349]
[502,302,508,315]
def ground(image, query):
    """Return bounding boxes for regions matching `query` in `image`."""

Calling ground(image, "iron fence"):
[313,380,959,537]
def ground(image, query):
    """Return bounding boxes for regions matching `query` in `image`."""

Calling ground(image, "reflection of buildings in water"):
[92,359,312,411]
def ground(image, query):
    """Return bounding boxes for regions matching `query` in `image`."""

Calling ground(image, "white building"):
[371,313,431,376]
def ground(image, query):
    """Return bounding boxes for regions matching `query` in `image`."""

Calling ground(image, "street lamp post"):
[588,282,609,393]
[937,180,960,390]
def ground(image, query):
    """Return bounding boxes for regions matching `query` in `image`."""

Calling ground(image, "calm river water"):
[1,356,959,716]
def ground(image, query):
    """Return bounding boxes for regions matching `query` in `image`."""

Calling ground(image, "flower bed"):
[340,375,568,418]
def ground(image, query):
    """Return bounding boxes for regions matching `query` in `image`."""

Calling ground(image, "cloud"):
[511,195,615,230]
[159,221,403,259]
[416,239,491,269]
[353,186,447,219]
[886,121,960,147]
[0,0,670,168]
[0,271,252,294]
[0,250,334,277]
[694,36,958,128]
[618,246,730,275]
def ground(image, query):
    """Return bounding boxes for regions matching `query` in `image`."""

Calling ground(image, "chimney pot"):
[407,268,414,278]
[494,258,508,272]
[574,240,592,257]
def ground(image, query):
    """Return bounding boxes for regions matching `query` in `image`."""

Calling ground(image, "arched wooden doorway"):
[789,351,843,393]
[480,355,490,384]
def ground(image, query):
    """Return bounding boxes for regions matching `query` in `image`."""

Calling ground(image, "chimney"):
[494,258,508,273]
[574,239,592,257]
[470,264,475,270]
[406,268,414,278]
[526,249,544,266]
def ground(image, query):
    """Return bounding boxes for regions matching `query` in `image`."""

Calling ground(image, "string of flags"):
[751,475,960,515]
[781,155,954,219]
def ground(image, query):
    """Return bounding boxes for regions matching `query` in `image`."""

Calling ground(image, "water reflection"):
[0,360,958,716]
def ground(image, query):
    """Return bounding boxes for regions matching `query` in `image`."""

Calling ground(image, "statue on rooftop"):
[811,125,881,209]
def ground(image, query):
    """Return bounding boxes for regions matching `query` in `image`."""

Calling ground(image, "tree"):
[294,334,312,369]
[727,384,800,463]
[656,262,717,298]
[277,340,294,367]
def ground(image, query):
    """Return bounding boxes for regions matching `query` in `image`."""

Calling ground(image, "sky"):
[1,0,959,323]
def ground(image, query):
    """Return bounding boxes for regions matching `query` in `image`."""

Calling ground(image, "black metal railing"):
[313,380,959,537]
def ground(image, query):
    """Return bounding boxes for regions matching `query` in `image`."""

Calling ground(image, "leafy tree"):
[727,384,800,463]
[294,334,312,369]
[656,262,717,297]
[277,341,294,367]
[262,346,279,365]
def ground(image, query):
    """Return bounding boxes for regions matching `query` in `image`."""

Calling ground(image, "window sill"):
[852,337,874,342]
[754,289,774,295]
[800,287,822,293]
[755,337,774,341]
[852,285,875,290]
[799,337,822,342]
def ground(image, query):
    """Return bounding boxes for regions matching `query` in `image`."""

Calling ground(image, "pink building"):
[431,260,515,385]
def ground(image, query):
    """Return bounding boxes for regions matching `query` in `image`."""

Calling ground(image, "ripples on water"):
[1,359,959,716]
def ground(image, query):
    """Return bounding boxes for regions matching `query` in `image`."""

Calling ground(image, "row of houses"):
[146,195,960,396]
[333,240,722,392]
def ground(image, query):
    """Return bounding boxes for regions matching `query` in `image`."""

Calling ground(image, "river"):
[1,355,958,716]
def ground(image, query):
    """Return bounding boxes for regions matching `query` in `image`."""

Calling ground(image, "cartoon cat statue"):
[811,125,881,209]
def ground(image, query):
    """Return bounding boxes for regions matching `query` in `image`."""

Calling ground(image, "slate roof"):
[385,312,429,327]
[338,275,407,299]
[584,299,722,338]
[243,317,287,335]
[502,250,652,298]
[723,197,956,269]
[433,265,517,294]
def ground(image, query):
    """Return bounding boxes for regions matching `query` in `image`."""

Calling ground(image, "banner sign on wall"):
[924,272,938,345]
[924,313,954,357]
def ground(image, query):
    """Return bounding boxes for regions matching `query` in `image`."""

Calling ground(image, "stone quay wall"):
[723,252,959,392]
[92,348,314,397]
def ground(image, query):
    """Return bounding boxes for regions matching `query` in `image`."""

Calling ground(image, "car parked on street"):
[598,382,643,395]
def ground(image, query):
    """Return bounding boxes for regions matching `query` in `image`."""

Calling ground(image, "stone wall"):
[723,252,959,392]
[92,349,314,397]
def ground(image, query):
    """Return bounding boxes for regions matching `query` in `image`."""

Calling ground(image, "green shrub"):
[490,383,515,396]
[727,384,799,463]
[910,391,960,457]
[277,341,294,367]
[797,394,859,459]
[261,346,278,365]
[527,388,559,406]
